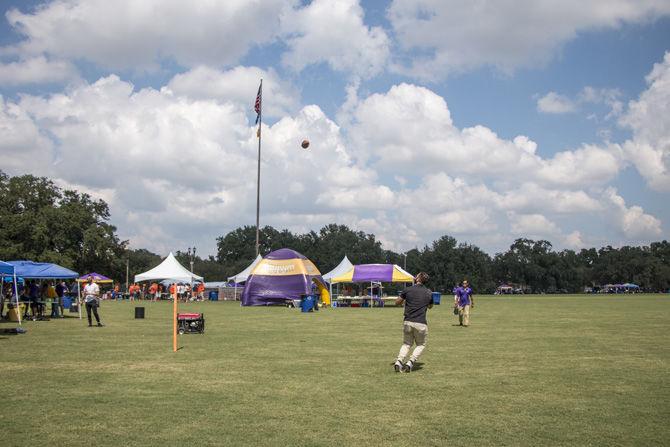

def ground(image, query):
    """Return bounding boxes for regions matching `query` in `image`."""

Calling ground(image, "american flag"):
[254,81,262,125]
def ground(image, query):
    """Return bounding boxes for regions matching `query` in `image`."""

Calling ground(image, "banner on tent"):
[252,259,320,276]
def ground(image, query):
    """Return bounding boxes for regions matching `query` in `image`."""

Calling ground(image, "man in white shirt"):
[83,276,104,327]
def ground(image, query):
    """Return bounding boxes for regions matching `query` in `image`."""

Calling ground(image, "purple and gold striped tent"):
[330,263,414,284]
[241,248,330,306]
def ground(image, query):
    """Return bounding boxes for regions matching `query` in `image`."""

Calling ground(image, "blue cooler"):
[300,295,315,312]
[431,292,441,305]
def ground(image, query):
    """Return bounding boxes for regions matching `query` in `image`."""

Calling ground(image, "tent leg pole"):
[78,282,82,320]
[173,285,178,352]
[14,274,21,325]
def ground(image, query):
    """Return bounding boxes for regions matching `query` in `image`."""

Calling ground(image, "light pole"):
[187,247,196,299]
[403,253,407,270]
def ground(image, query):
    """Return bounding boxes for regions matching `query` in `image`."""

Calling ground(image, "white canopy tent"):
[134,252,203,283]
[134,252,202,352]
[322,255,354,302]
[226,254,262,284]
[226,254,262,301]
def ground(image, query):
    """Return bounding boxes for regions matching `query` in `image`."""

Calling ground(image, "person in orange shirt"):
[149,282,157,301]
[169,283,176,298]
[196,282,205,301]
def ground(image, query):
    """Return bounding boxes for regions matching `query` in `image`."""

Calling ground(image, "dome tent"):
[241,248,330,306]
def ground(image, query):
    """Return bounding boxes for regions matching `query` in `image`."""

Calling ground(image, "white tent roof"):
[134,252,203,283]
[322,255,354,282]
[227,254,262,283]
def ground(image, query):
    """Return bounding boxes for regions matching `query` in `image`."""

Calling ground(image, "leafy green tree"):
[0,171,127,277]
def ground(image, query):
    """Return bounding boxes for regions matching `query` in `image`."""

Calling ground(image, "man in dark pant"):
[393,272,434,373]
[82,276,104,327]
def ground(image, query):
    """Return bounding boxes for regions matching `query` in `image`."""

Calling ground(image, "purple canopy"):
[241,248,326,306]
[77,272,113,283]
[352,264,393,282]
[330,263,414,283]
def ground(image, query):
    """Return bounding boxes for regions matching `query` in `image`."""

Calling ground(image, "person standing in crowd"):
[20,283,31,319]
[46,281,58,317]
[29,280,41,320]
[393,272,434,373]
[83,276,104,327]
[55,281,67,317]
[1,285,12,319]
[454,279,475,327]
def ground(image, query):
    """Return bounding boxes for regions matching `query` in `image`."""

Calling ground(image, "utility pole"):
[188,247,196,299]
[125,258,129,293]
[254,79,263,256]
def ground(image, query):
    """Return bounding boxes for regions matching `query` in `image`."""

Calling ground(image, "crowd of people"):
[124,281,206,302]
[0,279,75,321]
[0,277,209,322]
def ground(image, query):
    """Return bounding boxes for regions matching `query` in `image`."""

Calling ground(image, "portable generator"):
[177,312,205,334]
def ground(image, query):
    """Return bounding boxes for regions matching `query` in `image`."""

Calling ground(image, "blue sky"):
[1,0,669,257]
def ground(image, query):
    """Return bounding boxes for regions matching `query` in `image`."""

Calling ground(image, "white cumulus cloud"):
[619,52,670,191]
[602,188,662,239]
[3,0,290,70]
[0,55,78,85]
[280,0,390,78]
[388,0,670,79]
[166,66,300,120]
[537,92,576,114]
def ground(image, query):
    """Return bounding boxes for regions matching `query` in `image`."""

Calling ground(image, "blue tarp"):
[6,260,78,279]
[0,260,14,276]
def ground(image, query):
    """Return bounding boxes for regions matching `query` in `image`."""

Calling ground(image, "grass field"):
[1,294,669,446]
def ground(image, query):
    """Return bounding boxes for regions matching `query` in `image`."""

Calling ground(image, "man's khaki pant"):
[397,321,428,363]
[458,305,470,326]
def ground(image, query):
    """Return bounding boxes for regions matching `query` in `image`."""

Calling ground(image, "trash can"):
[431,292,441,305]
[62,296,72,309]
[300,295,315,312]
[209,291,218,301]
[134,306,145,319]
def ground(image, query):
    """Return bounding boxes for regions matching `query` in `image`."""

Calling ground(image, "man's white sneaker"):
[394,361,403,373]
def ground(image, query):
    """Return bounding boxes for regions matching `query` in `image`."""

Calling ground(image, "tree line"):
[2,171,669,293]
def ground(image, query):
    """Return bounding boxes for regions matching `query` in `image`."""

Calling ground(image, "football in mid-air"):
[301,139,310,149]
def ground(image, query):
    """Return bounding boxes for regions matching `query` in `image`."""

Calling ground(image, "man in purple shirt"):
[453,280,474,327]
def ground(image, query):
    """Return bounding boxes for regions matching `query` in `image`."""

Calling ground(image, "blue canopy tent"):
[7,261,79,279]
[7,261,79,319]
[0,261,20,324]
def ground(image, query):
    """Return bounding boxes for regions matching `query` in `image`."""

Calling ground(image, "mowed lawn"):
[1,294,669,447]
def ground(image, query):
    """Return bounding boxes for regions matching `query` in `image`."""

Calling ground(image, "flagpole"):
[255,79,263,256]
